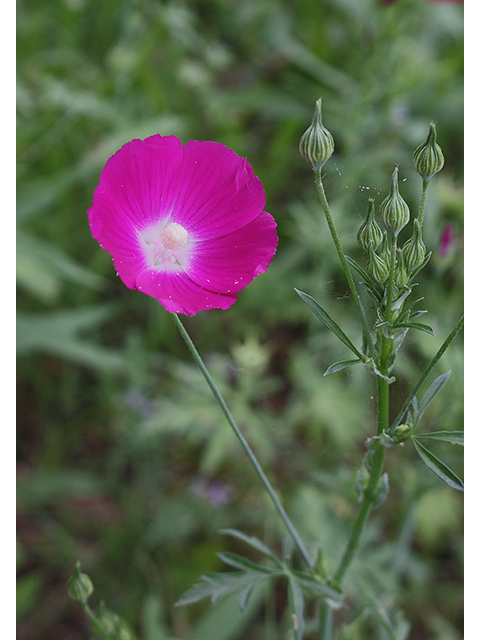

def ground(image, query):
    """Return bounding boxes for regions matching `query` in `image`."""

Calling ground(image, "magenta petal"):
[96,135,184,230]
[134,269,237,316]
[173,141,266,239]
[87,135,278,316]
[187,211,278,293]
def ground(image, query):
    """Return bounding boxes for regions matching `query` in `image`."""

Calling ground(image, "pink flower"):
[88,135,278,316]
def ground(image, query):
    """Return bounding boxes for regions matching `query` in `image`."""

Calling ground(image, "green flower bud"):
[394,248,409,288]
[299,98,335,169]
[367,248,389,284]
[402,219,426,272]
[357,198,383,251]
[392,423,413,444]
[378,232,391,268]
[379,166,410,236]
[413,122,444,180]
[67,562,94,602]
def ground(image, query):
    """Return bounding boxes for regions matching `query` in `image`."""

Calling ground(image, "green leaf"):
[217,552,277,575]
[344,255,383,301]
[290,570,343,605]
[220,529,283,567]
[416,371,451,423]
[408,251,432,282]
[294,289,363,359]
[411,438,464,491]
[414,430,463,446]
[394,322,435,336]
[324,358,362,375]
[16,307,127,372]
[288,575,306,640]
[176,570,267,607]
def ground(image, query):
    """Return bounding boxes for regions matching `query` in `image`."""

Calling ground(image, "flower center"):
[142,221,190,271]
[160,222,188,250]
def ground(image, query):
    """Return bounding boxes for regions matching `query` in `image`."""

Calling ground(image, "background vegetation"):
[17,0,463,638]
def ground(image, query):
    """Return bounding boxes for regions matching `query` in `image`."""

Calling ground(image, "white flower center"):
[160,222,188,250]
[141,221,190,271]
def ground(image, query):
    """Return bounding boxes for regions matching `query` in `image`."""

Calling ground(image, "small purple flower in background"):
[88,135,278,316]
[439,222,455,257]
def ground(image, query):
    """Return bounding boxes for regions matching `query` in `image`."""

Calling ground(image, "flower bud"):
[379,166,410,236]
[299,98,335,169]
[67,562,94,602]
[367,248,389,284]
[394,248,409,288]
[402,219,426,272]
[357,198,383,251]
[413,122,444,179]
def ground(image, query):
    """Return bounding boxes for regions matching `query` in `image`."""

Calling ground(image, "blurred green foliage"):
[17,0,463,638]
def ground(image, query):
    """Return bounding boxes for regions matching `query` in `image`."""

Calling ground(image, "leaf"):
[176,571,266,607]
[345,255,383,301]
[414,430,463,446]
[290,570,343,605]
[16,307,127,372]
[411,438,464,491]
[324,358,362,375]
[409,251,432,282]
[217,552,277,575]
[416,371,451,423]
[394,322,435,336]
[288,575,306,640]
[294,289,363,359]
[220,529,283,567]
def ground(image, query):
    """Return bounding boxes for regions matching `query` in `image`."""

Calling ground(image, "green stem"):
[417,178,430,227]
[171,312,314,571]
[313,170,375,358]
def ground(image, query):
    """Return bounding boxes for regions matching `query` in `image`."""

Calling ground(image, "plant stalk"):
[171,312,314,571]
[313,170,375,358]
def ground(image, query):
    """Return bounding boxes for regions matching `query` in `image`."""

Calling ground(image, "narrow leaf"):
[217,552,277,574]
[238,583,255,612]
[394,322,435,336]
[417,371,451,422]
[288,576,306,640]
[412,438,464,491]
[414,431,463,446]
[324,358,362,376]
[294,289,363,359]
[220,529,283,567]
[290,570,343,605]
[345,255,383,301]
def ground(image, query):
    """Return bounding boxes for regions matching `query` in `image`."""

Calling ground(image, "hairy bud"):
[402,219,426,272]
[413,122,444,180]
[380,166,410,236]
[357,199,383,251]
[299,98,335,169]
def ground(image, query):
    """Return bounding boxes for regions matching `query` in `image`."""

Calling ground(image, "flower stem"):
[313,170,375,358]
[170,312,314,571]
[417,178,430,227]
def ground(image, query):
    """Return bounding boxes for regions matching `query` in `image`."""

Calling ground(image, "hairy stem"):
[313,170,375,358]
[171,312,314,571]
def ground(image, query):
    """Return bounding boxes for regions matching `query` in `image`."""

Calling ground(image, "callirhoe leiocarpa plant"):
[68,99,463,640]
